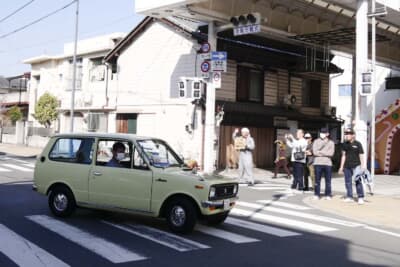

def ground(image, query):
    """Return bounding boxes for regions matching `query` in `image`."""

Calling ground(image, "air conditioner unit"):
[284,94,297,106]
[324,106,337,116]
[87,113,99,132]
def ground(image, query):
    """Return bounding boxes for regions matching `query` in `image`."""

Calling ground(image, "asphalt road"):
[0,155,399,267]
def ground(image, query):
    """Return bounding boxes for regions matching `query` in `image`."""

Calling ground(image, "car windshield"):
[136,139,183,168]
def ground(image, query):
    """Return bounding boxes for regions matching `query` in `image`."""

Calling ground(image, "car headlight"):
[209,186,216,198]
[233,184,238,194]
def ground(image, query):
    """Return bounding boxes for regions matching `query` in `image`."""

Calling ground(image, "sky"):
[0,0,144,77]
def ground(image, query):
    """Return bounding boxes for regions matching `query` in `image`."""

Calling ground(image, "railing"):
[2,126,16,134]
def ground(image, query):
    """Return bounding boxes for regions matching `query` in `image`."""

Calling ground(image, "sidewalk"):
[0,143,43,158]
[218,168,400,230]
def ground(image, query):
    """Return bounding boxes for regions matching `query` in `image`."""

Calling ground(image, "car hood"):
[160,167,238,185]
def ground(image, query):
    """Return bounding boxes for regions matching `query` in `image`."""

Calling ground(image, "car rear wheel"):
[48,186,76,217]
[165,198,197,234]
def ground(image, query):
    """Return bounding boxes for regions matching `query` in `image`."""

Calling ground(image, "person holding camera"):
[285,129,307,192]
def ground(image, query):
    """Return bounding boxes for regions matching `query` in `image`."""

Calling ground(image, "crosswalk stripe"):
[236,201,363,227]
[0,223,69,267]
[26,215,146,263]
[195,224,260,243]
[250,187,290,190]
[230,208,337,233]
[23,163,35,168]
[2,163,33,172]
[103,221,210,252]
[0,167,11,172]
[256,200,312,210]
[225,217,300,237]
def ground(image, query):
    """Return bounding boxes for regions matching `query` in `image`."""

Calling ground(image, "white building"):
[23,33,125,133]
[330,51,400,128]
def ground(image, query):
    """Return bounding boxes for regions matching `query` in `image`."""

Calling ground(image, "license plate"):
[224,199,230,210]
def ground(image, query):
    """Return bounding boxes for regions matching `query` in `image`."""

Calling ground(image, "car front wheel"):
[48,186,76,217]
[165,198,197,234]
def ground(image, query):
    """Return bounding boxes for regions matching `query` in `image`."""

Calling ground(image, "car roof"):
[51,132,154,141]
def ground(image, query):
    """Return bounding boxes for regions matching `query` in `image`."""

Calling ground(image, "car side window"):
[49,138,94,164]
[96,140,132,168]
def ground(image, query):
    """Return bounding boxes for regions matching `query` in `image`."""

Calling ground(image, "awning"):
[217,101,342,128]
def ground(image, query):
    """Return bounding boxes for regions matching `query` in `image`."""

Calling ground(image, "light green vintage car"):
[33,133,238,233]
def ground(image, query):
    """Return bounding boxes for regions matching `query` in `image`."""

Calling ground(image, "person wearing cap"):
[233,127,255,185]
[273,139,291,179]
[312,128,335,200]
[304,133,315,191]
[338,128,366,204]
[285,129,307,191]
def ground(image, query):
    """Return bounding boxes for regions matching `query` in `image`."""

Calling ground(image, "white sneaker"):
[343,198,354,203]
[325,196,332,200]
[313,196,320,200]
[358,198,364,205]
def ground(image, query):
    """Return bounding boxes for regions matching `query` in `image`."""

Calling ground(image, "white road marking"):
[0,167,11,172]
[23,163,36,168]
[237,201,363,227]
[26,215,146,263]
[103,221,210,252]
[225,217,300,237]
[230,208,337,233]
[195,224,260,243]
[363,226,400,238]
[256,200,312,210]
[0,223,69,267]
[250,187,291,190]
[2,163,33,172]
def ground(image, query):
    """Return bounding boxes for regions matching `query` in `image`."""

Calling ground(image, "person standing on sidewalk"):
[303,133,315,191]
[233,127,255,186]
[312,128,335,200]
[273,140,291,179]
[285,129,307,192]
[338,128,366,204]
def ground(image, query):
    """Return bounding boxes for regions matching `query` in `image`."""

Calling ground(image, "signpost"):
[211,51,227,72]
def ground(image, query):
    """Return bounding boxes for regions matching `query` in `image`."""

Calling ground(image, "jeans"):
[314,165,332,197]
[344,167,365,198]
[291,162,304,190]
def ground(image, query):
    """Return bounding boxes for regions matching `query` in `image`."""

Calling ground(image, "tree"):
[34,92,59,128]
[7,105,23,124]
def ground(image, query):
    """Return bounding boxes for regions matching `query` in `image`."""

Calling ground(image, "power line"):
[0,0,76,39]
[0,0,36,24]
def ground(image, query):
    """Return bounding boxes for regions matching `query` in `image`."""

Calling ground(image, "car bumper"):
[201,196,238,210]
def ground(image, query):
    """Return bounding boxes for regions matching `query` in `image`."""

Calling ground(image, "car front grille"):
[212,183,237,200]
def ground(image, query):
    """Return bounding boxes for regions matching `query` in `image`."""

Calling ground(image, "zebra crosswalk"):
[0,198,371,266]
[0,157,34,173]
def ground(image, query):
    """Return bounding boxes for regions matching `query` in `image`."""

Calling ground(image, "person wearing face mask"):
[106,142,126,167]
[312,128,335,200]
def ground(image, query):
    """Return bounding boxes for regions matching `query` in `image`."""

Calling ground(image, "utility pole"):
[355,0,368,167]
[371,0,376,178]
[203,21,217,174]
[70,0,79,132]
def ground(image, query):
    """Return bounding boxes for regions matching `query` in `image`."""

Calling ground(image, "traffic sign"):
[200,42,211,53]
[213,72,221,88]
[233,24,260,36]
[211,51,227,72]
[200,61,210,73]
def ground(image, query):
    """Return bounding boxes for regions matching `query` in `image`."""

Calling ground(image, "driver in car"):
[106,142,126,167]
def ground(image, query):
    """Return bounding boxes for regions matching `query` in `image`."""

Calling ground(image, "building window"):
[236,66,263,103]
[338,84,352,96]
[302,79,321,108]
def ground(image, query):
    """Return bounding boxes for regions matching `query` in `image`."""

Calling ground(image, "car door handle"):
[155,178,167,182]
[93,171,102,176]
